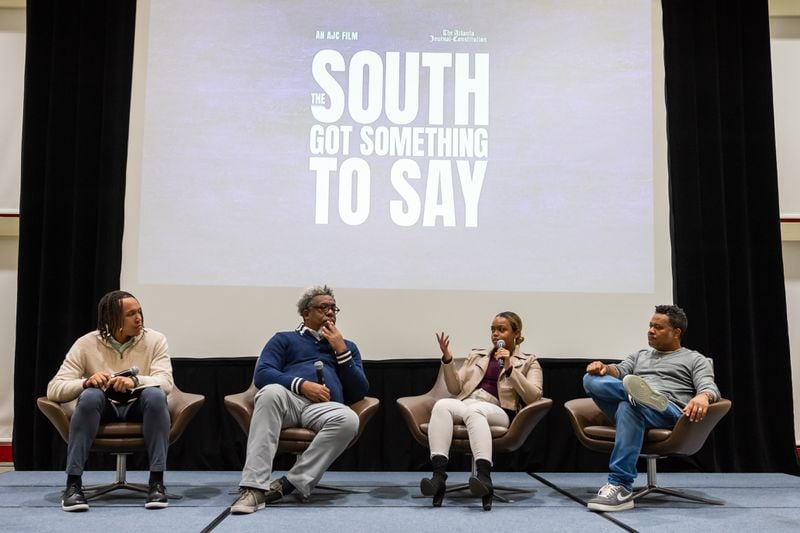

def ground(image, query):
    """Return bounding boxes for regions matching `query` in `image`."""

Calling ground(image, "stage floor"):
[2,471,799,532]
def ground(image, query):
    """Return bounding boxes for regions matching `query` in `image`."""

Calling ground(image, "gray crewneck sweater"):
[612,347,720,407]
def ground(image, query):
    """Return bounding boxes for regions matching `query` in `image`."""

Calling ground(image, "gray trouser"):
[239,384,359,497]
[66,387,170,476]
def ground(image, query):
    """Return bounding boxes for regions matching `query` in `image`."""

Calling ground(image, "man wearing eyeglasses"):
[231,285,369,514]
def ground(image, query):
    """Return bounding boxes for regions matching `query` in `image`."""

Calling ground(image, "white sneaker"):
[587,483,634,512]
[623,374,669,412]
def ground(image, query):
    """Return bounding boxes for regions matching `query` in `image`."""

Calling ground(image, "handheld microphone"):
[112,366,139,378]
[496,340,506,369]
[314,361,325,386]
[105,366,141,404]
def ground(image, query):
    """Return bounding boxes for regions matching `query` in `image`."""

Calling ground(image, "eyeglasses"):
[309,304,340,314]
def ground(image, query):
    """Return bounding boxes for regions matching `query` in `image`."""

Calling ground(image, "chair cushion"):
[96,422,144,438]
[419,423,508,439]
[583,425,616,441]
[584,425,672,443]
[279,427,316,442]
[643,428,672,442]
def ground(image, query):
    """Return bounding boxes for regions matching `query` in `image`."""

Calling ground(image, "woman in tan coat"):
[420,311,543,510]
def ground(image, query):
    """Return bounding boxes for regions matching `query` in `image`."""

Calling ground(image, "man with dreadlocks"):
[231,285,369,514]
[47,290,174,512]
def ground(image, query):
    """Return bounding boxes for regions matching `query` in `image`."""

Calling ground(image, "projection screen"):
[124,0,670,360]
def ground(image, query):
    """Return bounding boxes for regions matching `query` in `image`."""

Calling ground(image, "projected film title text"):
[308,50,489,227]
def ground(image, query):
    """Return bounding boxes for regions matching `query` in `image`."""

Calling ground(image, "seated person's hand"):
[319,320,346,354]
[585,361,607,375]
[107,375,135,392]
[84,371,111,389]
[300,380,331,403]
[495,347,510,368]
[682,393,710,422]
[435,332,452,362]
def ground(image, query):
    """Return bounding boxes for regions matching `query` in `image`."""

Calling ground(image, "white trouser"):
[239,384,359,497]
[427,391,509,464]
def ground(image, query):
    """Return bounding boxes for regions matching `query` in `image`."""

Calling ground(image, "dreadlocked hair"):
[97,290,139,341]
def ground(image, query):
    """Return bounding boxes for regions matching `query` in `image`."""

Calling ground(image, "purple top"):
[476,355,501,398]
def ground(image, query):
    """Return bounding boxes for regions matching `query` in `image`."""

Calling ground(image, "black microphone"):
[314,361,325,385]
[112,366,139,378]
[496,340,506,369]
[104,366,141,404]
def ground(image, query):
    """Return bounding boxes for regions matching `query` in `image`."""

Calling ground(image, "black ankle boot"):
[469,459,494,510]
[420,455,448,507]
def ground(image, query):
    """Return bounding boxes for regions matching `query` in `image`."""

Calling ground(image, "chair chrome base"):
[442,458,533,504]
[84,453,182,500]
[444,483,530,503]
[631,455,724,505]
[314,483,365,495]
[227,483,365,497]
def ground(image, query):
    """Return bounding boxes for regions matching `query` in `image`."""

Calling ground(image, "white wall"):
[782,241,800,446]
[0,4,23,214]
[0,234,17,443]
[771,10,800,446]
[0,4,24,444]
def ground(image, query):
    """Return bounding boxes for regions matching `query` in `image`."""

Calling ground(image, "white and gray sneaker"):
[587,483,634,512]
[623,374,669,412]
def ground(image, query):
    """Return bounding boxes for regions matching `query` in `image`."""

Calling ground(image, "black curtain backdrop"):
[12,1,137,468]
[12,1,799,474]
[662,0,799,473]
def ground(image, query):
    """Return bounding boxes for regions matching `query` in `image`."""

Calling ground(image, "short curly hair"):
[654,304,687,333]
[296,285,335,316]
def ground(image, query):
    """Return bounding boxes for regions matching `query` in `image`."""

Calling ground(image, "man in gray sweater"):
[582,304,720,512]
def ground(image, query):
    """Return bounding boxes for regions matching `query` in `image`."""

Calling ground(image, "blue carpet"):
[1,471,799,532]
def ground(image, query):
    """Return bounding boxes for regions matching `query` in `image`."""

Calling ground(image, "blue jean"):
[582,374,682,491]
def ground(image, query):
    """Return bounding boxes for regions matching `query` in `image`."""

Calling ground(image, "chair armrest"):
[646,398,732,456]
[37,397,72,443]
[564,397,612,428]
[563,397,617,452]
[223,383,259,434]
[350,397,380,432]
[166,387,206,444]
[494,397,552,451]
[396,393,440,448]
[347,396,380,447]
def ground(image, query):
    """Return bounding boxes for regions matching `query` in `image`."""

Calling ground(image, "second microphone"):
[496,340,506,369]
[314,360,325,385]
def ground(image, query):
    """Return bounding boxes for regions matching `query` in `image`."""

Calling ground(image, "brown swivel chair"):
[224,383,380,494]
[564,395,731,505]
[37,385,205,499]
[396,360,553,503]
